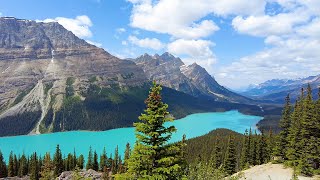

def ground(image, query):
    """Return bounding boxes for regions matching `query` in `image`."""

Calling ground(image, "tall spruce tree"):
[40,153,54,180]
[113,146,119,174]
[300,84,317,175]
[30,152,39,180]
[124,82,184,179]
[18,154,28,177]
[77,155,84,169]
[93,151,99,171]
[286,99,303,161]
[0,150,7,178]
[211,138,222,169]
[8,151,14,177]
[240,129,250,169]
[100,147,108,171]
[86,146,93,170]
[53,145,63,176]
[124,143,131,170]
[274,94,291,159]
[223,135,237,175]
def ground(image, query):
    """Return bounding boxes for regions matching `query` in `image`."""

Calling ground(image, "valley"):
[0,13,319,180]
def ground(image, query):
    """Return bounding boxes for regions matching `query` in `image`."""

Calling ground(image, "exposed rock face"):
[131,53,253,103]
[132,53,202,97]
[0,17,147,135]
[59,169,105,180]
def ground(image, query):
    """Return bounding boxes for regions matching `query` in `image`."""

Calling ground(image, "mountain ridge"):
[130,52,254,104]
[241,74,320,103]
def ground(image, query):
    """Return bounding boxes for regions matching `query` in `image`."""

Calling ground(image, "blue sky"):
[0,0,319,89]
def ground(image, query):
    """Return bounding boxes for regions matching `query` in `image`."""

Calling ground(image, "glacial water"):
[0,110,262,162]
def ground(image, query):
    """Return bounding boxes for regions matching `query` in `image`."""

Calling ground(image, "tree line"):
[273,85,320,176]
[0,143,131,179]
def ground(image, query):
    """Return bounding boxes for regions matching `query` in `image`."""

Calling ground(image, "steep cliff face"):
[131,53,253,103]
[0,17,147,135]
[132,53,202,97]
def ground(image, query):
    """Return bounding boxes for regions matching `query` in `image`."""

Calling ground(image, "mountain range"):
[0,17,264,137]
[129,53,253,104]
[241,75,320,103]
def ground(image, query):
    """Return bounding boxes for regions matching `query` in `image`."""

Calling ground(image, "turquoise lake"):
[0,110,262,162]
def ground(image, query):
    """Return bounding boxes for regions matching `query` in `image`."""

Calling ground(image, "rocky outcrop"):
[59,169,108,180]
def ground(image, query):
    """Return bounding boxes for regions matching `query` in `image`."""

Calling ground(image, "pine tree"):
[86,146,93,170]
[124,82,184,179]
[8,151,14,177]
[13,154,18,176]
[113,146,119,174]
[53,145,63,176]
[223,135,237,175]
[123,143,131,170]
[77,155,84,169]
[40,153,54,180]
[30,152,39,180]
[0,150,7,178]
[93,150,99,171]
[240,129,250,169]
[73,149,77,171]
[211,138,222,169]
[300,84,318,175]
[274,94,291,159]
[100,147,108,171]
[286,99,303,161]
[250,131,257,165]
[266,129,274,162]
[18,154,28,177]
[256,134,267,165]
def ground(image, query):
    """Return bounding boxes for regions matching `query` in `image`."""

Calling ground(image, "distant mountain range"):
[241,75,320,103]
[0,17,263,137]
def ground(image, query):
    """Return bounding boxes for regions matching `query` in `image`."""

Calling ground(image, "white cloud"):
[296,18,320,38]
[216,37,320,88]
[40,15,93,38]
[128,35,164,50]
[232,7,310,37]
[128,0,265,39]
[0,12,2,17]
[168,39,217,71]
[86,40,102,47]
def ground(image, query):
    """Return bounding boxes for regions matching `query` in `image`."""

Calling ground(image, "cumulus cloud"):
[214,0,320,88]
[168,39,217,70]
[128,35,164,50]
[216,37,320,88]
[40,15,93,38]
[232,8,310,37]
